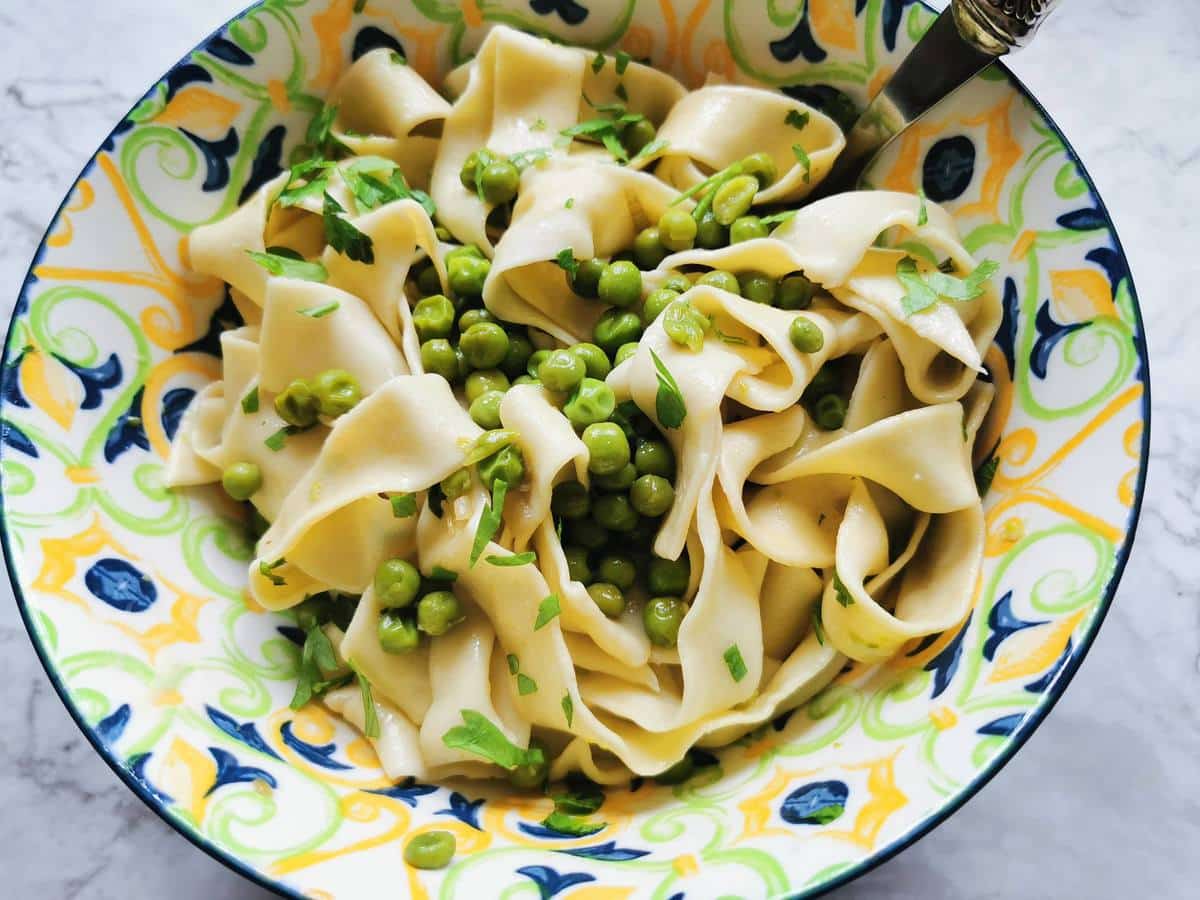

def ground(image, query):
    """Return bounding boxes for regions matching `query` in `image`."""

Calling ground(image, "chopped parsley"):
[323,192,375,263]
[470,478,508,566]
[531,117,548,132]
[390,492,417,518]
[298,300,340,318]
[615,81,629,102]
[534,594,561,631]
[508,148,552,171]
[441,709,545,770]
[507,653,520,675]
[429,565,459,583]
[975,455,1000,497]
[552,783,604,815]
[917,188,929,226]
[305,103,347,160]
[591,52,605,74]
[723,644,748,682]
[629,137,668,165]
[241,386,259,414]
[792,143,812,183]
[516,673,538,696]
[649,349,687,429]
[896,256,1000,316]
[541,811,605,836]
[832,573,855,607]
[462,429,519,466]
[259,558,287,586]
[264,425,304,451]
[562,692,574,727]
[555,248,580,278]
[351,664,381,738]
[278,159,334,208]
[289,624,348,709]
[389,50,407,66]
[811,604,826,646]
[565,197,575,209]
[614,50,631,75]
[559,100,647,164]
[785,109,810,130]
[485,551,537,567]
[246,249,328,282]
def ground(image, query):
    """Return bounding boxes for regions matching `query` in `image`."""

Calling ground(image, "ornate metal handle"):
[952,0,1064,54]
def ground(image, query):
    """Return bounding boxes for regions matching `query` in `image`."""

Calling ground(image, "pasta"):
[170,26,1001,791]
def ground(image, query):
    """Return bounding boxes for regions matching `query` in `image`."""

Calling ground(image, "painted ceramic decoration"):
[1,1,1148,897]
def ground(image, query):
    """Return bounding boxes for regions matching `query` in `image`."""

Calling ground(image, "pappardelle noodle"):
[168,27,1001,793]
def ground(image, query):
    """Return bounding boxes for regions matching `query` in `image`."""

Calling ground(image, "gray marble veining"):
[0,2,1195,898]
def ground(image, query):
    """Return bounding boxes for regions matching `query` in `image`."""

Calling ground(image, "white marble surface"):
[0,1,1195,898]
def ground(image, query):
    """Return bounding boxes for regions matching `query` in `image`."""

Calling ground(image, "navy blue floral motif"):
[1,421,37,458]
[207,706,282,761]
[881,0,922,52]
[279,721,353,770]
[530,0,589,26]
[924,613,972,698]
[204,35,254,66]
[128,752,173,804]
[104,386,150,463]
[55,351,122,411]
[516,865,596,899]
[96,704,131,744]
[435,790,485,829]
[983,591,1047,661]
[352,26,406,61]
[977,713,1024,737]
[994,276,1019,377]
[557,840,649,861]
[181,127,240,193]
[3,346,31,408]
[1025,639,1072,693]
[160,387,195,443]
[205,747,277,796]
[85,558,157,612]
[277,625,306,646]
[367,777,439,808]
[1030,300,1088,380]
[166,63,213,102]
[780,779,849,825]
[1085,246,1128,295]
[769,4,826,64]
[238,124,286,205]
[922,135,976,202]
[1056,208,1105,231]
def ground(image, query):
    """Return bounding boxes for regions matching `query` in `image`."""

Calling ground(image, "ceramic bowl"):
[2,1,1149,897]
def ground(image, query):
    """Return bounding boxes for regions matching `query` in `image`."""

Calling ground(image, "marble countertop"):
[0,1,1195,898]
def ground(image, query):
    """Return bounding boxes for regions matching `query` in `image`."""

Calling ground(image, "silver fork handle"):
[952,0,1064,54]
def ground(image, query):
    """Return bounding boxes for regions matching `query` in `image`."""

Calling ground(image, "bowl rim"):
[0,2,1151,898]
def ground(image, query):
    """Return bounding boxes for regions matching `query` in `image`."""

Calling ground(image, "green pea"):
[412,294,455,341]
[789,316,825,354]
[662,273,692,293]
[643,595,688,647]
[663,300,707,351]
[582,421,631,475]
[696,211,728,249]
[378,611,420,654]
[634,439,675,478]
[622,117,657,155]
[311,369,362,417]
[464,370,508,403]
[538,348,586,393]
[480,160,520,205]
[508,738,549,789]
[468,390,505,429]
[421,338,460,382]
[458,307,497,332]
[459,149,496,190]
[274,379,319,427]
[654,754,695,785]
[647,554,690,595]
[569,342,612,379]
[500,333,534,378]
[597,553,637,590]
[551,481,591,519]
[592,493,639,532]
[567,517,608,550]
[593,309,643,354]
[598,260,643,308]
[633,227,669,270]
[740,152,778,188]
[641,288,679,326]
[527,348,551,378]
[730,215,769,244]
[614,342,639,365]
[445,244,485,264]
[478,443,525,490]
[712,174,759,226]
[448,255,491,300]
[696,270,741,294]
[460,322,510,369]
[222,462,261,502]
[630,474,674,517]
[592,462,637,491]
[804,363,840,402]
[417,590,463,636]
[738,271,777,305]
[375,558,421,609]
[588,582,626,618]
[440,467,472,499]
[814,393,847,430]
[564,546,592,584]
[570,257,606,299]
[404,830,456,870]
[658,207,698,252]
[415,259,442,296]
[564,377,616,429]
[434,226,453,242]
[776,273,815,310]
[512,374,539,386]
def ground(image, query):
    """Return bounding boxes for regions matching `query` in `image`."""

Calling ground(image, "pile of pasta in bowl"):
[169,25,1000,794]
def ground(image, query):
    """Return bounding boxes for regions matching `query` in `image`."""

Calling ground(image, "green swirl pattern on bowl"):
[1,1,1148,897]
